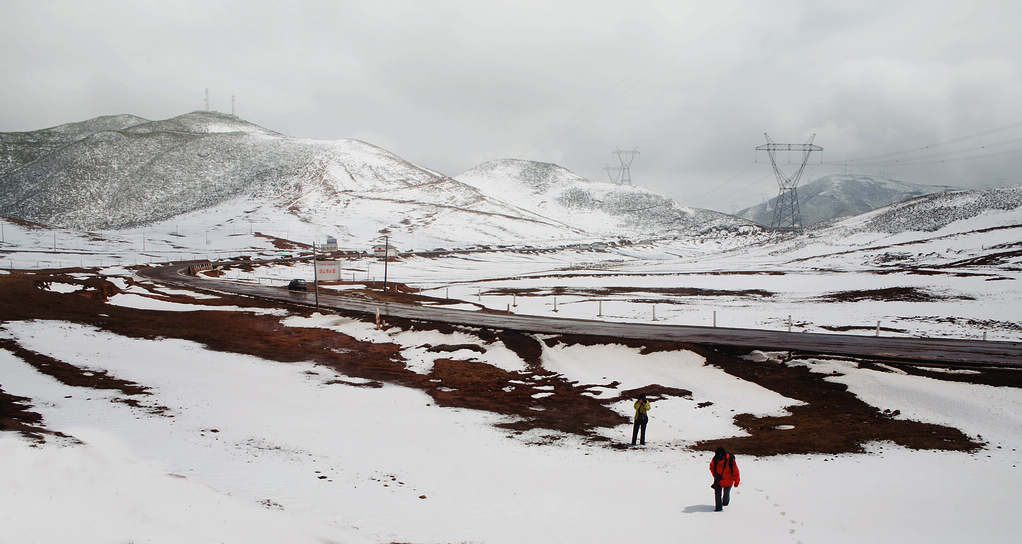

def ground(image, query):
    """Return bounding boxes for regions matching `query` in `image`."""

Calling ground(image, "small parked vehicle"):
[288,279,307,291]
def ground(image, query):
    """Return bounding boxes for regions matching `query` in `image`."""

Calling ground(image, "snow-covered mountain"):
[846,185,1022,234]
[746,185,1022,274]
[456,159,753,239]
[737,174,960,227]
[0,112,754,246]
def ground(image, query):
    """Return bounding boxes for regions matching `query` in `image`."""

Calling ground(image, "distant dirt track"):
[142,262,1022,367]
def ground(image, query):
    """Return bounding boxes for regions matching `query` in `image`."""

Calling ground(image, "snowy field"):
[2,209,1022,543]
[2,313,1021,544]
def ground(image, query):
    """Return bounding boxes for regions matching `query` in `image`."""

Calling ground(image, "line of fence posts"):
[259,269,994,342]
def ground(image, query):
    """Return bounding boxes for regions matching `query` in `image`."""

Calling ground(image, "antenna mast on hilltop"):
[205,88,210,111]
[756,134,822,233]
[232,95,236,116]
[605,148,639,184]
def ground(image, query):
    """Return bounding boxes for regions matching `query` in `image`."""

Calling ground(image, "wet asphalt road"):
[141,264,1022,367]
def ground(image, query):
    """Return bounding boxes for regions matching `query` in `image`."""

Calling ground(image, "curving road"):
[141,263,1022,367]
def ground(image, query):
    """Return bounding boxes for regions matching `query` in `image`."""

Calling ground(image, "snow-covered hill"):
[0,112,550,242]
[3,182,1022,542]
[720,185,1022,277]
[0,113,755,248]
[737,174,960,227]
[457,159,754,239]
[852,185,1022,234]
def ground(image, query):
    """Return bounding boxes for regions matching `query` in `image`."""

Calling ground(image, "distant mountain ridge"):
[0,112,753,245]
[737,174,961,228]
[456,159,751,238]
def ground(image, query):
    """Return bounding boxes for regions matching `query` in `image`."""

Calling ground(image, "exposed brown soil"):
[486,286,773,299]
[0,388,50,441]
[253,232,309,251]
[0,268,1006,456]
[690,346,980,455]
[820,324,910,334]
[817,286,972,303]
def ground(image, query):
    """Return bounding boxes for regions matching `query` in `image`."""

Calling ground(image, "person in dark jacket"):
[631,394,651,446]
[709,446,740,511]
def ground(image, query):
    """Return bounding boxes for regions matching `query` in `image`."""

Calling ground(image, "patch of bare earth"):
[690,347,983,456]
[0,269,1001,456]
[817,286,973,303]
[0,387,50,442]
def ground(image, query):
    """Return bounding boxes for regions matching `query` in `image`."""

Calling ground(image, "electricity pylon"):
[605,148,638,184]
[614,148,639,185]
[756,134,822,233]
[604,165,624,183]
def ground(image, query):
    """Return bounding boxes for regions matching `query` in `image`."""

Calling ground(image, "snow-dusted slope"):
[738,174,960,227]
[853,185,1022,233]
[0,112,599,245]
[1,113,761,247]
[121,112,281,137]
[457,159,755,238]
[734,185,1022,274]
[0,114,148,175]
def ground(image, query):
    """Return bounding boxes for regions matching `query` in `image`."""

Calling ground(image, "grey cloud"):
[2,0,1021,213]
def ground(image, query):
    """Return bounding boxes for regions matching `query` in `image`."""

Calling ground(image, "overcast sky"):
[3,0,1021,213]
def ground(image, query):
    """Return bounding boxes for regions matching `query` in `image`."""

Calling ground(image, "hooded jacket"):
[633,399,651,421]
[710,453,741,488]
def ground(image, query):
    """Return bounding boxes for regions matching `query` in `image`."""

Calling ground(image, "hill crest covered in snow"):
[737,173,961,227]
[457,159,753,239]
[0,112,752,246]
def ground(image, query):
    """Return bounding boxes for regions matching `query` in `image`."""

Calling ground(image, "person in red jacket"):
[709,447,740,511]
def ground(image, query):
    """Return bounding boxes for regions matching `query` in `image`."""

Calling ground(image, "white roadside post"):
[313,241,319,308]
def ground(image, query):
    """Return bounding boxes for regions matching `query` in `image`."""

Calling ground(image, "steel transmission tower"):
[604,165,624,183]
[605,148,639,184]
[756,134,822,233]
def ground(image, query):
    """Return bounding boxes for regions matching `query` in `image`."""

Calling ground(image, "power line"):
[683,161,758,203]
[827,137,1022,168]
[831,120,1022,165]
[519,1,753,160]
